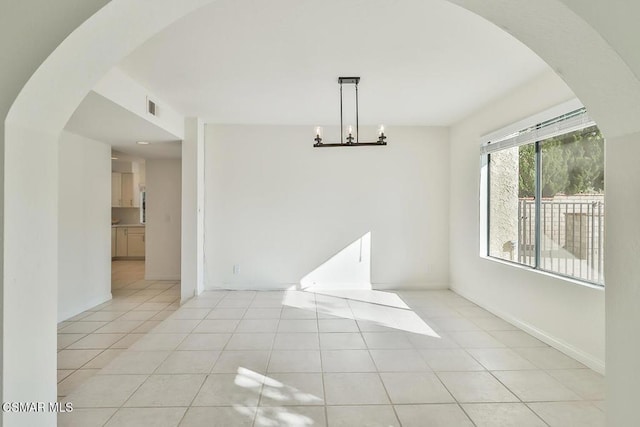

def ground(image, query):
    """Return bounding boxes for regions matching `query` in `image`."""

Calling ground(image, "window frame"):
[479,100,605,287]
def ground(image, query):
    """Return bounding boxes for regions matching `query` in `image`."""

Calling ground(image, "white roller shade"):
[481,108,596,155]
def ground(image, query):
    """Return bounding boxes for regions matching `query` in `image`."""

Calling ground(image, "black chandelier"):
[313,77,387,148]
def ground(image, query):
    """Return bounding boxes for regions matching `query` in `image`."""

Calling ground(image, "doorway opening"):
[111,157,147,286]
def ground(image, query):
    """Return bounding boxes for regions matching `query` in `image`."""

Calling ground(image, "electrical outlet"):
[233,264,240,274]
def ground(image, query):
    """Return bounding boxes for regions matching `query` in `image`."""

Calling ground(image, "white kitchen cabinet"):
[111,228,116,257]
[127,228,145,257]
[111,172,137,207]
[113,227,145,259]
[111,172,122,207]
[121,173,134,207]
[116,228,128,257]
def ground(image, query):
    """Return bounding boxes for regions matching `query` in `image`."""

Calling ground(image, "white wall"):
[603,129,640,422]
[182,118,206,302]
[3,123,60,425]
[145,159,182,280]
[112,160,132,173]
[112,208,140,225]
[204,125,450,290]
[182,120,197,301]
[58,131,111,321]
[449,70,605,372]
[1,2,111,421]
[94,68,185,139]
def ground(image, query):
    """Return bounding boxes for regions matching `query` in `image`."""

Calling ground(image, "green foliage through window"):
[518,126,604,198]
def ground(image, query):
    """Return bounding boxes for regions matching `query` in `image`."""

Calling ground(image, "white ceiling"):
[118,0,550,126]
[65,91,182,159]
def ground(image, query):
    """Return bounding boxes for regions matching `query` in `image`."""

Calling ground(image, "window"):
[482,107,605,285]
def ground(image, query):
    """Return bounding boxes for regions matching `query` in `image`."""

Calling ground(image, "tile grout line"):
[410,305,479,427]
[96,287,181,424]
[310,293,329,426]
[351,298,403,427]
[174,315,217,427]
[254,297,277,423]
[522,401,553,427]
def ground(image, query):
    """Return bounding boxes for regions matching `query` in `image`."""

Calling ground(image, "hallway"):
[58,279,603,426]
[57,261,180,402]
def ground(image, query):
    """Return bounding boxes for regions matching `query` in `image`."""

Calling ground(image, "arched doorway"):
[3,1,638,425]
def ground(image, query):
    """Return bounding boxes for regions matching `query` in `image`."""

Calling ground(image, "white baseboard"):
[145,274,180,281]
[374,281,450,290]
[203,282,449,291]
[451,285,605,374]
[180,290,196,305]
[205,283,295,291]
[58,292,112,323]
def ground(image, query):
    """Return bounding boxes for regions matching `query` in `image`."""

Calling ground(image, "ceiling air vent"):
[146,97,157,116]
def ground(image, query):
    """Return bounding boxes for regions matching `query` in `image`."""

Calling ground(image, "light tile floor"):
[57,261,180,401]
[58,266,605,426]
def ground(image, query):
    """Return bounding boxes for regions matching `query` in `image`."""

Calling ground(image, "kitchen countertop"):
[112,224,145,228]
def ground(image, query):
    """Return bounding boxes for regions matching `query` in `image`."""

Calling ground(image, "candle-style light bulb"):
[345,125,355,144]
[313,126,323,146]
[377,124,387,144]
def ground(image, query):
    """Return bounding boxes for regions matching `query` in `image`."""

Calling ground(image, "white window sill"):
[480,254,605,291]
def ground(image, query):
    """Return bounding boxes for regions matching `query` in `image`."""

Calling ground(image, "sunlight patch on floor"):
[312,289,410,309]
[282,289,439,337]
[233,368,323,426]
